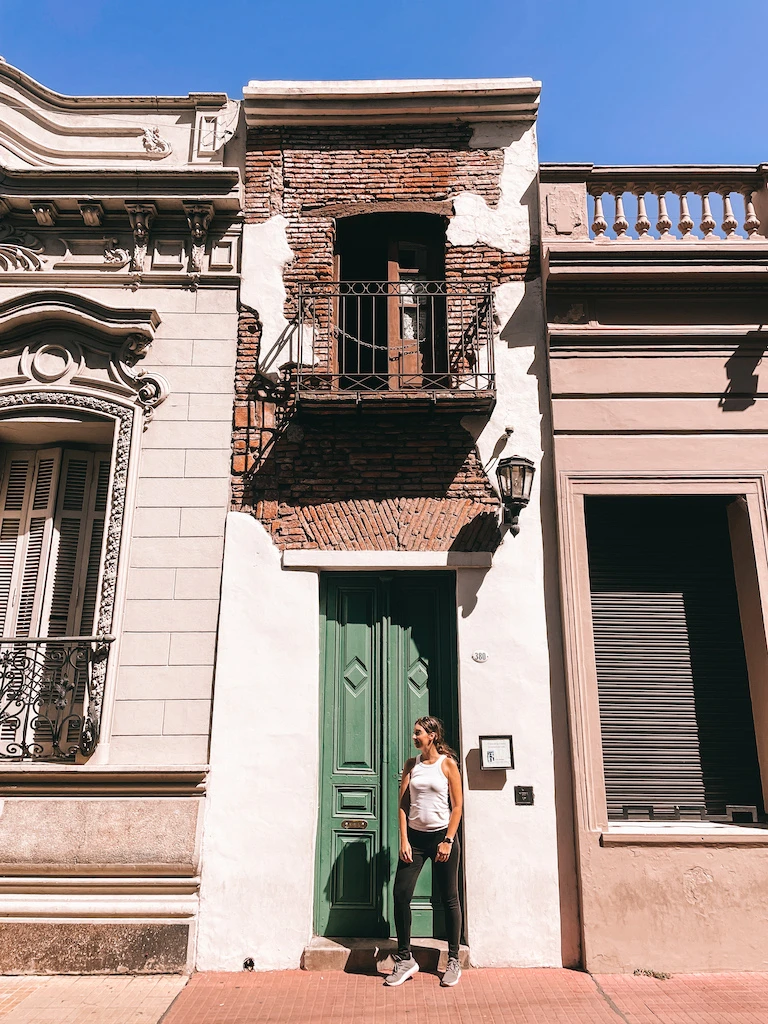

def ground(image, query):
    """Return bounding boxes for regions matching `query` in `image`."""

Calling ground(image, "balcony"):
[0,635,113,762]
[291,281,495,413]
[540,163,768,287]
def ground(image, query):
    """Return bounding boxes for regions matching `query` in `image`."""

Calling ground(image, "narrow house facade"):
[0,63,242,972]
[197,80,580,971]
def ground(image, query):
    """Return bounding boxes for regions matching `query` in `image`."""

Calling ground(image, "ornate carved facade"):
[0,62,242,974]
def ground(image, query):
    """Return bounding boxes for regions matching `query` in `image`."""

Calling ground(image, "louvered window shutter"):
[586,496,764,822]
[0,450,62,639]
[0,449,110,641]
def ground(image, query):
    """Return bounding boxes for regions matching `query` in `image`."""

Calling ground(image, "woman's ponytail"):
[415,715,459,763]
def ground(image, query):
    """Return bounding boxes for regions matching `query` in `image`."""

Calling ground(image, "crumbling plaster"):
[241,121,540,377]
[447,123,539,255]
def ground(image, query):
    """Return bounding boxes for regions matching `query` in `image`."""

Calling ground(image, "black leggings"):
[393,826,461,958]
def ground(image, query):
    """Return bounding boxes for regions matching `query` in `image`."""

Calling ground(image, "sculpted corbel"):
[0,217,45,271]
[125,202,157,273]
[183,201,214,274]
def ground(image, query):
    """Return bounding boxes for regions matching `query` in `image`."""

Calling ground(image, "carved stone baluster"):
[721,191,738,238]
[613,193,629,239]
[591,192,608,238]
[678,191,695,239]
[656,190,673,239]
[635,191,651,238]
[699,191,717,239]
[743,190,761,239]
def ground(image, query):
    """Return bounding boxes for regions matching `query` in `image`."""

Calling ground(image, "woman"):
[385,715,463,988]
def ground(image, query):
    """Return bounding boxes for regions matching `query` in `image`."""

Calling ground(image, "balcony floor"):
[296,388,496,414]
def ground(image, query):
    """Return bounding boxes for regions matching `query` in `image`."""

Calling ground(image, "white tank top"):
[407,754,451,832]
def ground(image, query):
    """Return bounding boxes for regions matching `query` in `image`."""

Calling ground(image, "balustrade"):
[542,165,766,243]
[588,183,762,242]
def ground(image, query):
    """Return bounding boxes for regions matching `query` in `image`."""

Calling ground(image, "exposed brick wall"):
[236,122,533,552]
[234,409,500,551]
[245,125,504,224]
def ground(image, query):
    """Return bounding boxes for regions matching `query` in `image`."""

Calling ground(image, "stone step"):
[301,936,470,974]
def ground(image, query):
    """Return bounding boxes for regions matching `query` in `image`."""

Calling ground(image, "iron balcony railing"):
[294,281,495,396]
[0,635,113,762]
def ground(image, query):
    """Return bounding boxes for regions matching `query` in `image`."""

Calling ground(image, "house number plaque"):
[341,819,368,830]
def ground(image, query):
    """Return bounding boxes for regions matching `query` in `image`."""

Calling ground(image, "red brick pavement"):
[161,967,617,1024]
[595,972,768,1024]
[161,968,768,1024]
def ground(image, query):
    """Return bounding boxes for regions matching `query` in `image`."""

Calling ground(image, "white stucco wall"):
[196,512,320,971]
[200,118,574,969]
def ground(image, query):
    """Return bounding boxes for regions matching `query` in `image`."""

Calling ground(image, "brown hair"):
[414,716,458,762]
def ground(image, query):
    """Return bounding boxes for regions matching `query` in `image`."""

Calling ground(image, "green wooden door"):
[316,572,458,938]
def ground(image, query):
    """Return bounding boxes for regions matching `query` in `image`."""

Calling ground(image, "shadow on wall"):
[719,332,767,411]
[246,412,502,552]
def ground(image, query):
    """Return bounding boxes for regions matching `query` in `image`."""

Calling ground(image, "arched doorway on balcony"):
[334,213,448,391]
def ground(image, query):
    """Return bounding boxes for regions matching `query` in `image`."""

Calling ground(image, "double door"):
[315,572,458,937]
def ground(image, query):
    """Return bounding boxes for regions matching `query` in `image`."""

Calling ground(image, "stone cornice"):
[0,60,227,111]
[0,289,160,342]
[0,167,241,210]
[243,77,541,126]
[0,766,207,797]
[540,162,767,188]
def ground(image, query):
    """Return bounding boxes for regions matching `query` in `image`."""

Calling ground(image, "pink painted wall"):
[552,342,768,972]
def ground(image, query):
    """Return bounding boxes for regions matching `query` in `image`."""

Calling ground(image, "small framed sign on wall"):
[479,735,514,770]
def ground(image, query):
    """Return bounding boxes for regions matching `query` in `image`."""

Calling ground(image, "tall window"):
[0,441,112,761]
[334,213,447,388]
[586,495,765,823]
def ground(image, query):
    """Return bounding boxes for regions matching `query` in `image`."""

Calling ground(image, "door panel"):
[389,577,456,936]
[318,578,384,936]
[317,572,458,938]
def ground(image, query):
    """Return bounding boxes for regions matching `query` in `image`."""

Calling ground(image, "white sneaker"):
[384,955,419,986]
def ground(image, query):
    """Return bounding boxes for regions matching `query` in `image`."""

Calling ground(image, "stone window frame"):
[557,470,768,843]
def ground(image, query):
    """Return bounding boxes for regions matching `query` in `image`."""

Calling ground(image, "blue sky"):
[1,0,766,165]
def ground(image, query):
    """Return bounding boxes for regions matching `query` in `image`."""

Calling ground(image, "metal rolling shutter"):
[585,495,764,821]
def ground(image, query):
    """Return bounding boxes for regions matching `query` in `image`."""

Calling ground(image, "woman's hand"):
[399,840,413,863]
[436,841,452,863]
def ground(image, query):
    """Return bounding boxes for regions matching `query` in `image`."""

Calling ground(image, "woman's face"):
[412,723,436,750]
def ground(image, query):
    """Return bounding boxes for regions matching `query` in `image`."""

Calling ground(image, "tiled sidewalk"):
[0,975,187,1024]
[0,969,766,1023]
[162,968,768,1024]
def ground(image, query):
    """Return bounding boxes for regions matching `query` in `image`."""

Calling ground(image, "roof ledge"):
[243,78,540,127]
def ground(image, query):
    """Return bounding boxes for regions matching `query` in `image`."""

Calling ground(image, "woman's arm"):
[398,758,416,863]
[436,757,463,863]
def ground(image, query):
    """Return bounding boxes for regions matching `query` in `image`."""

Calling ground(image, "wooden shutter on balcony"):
[0,449,109,640]
[585,495,764,821]
[0,450,62,638]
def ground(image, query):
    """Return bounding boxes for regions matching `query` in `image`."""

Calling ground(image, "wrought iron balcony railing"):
[293,281,495,405]
[0,635,113,762]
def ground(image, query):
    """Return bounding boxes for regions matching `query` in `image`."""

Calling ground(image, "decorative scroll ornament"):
[142,126,172,158]
[134,371,169,418]
[125,203,157,273]
[183,201,214,273]
[0,220,45,271]
[103,238,131,266]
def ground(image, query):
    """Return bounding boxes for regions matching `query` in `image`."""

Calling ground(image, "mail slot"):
[341,819,368,830]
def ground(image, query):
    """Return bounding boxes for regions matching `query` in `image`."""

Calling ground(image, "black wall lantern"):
[496,456,536,535]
